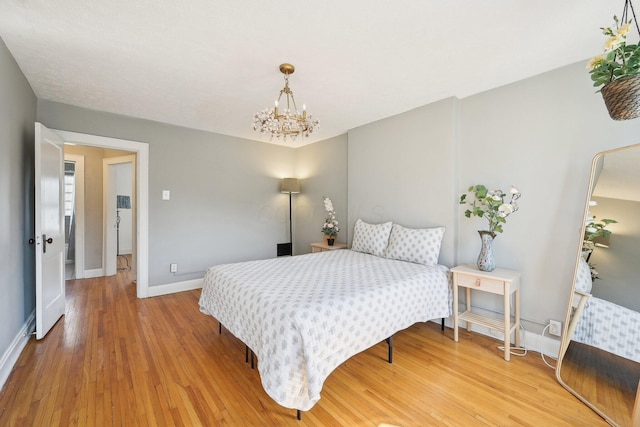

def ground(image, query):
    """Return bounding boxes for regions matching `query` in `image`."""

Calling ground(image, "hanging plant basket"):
[601,73,640,120]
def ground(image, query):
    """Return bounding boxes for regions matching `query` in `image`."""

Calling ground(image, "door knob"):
[42,234,53,253]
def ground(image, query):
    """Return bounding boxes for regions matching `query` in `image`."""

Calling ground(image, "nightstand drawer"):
[456,273,504,295]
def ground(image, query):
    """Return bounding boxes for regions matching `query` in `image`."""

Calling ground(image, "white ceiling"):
[0,1,621,147]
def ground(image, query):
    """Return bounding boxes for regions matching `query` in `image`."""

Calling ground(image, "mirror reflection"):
[557,144,640,426]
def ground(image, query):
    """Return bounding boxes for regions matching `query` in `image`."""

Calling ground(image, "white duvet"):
[199,249,451,411]
[573,296,640,363]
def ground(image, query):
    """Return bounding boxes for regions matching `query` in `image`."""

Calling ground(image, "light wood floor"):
[0,260,607,426]
[560,340,640,426]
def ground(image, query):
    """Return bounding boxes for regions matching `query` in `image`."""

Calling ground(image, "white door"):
[34,123,66,340]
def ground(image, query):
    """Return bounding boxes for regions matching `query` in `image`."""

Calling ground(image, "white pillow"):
[351,219,393,257]
[384,224,445,266]
[575,257,593,293]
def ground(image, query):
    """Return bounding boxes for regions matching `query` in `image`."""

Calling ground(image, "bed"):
[198,221,451,413]
[569,257,640,363]
[572,295,640,363]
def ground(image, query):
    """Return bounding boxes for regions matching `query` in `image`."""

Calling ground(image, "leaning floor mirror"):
[557,143,640,426]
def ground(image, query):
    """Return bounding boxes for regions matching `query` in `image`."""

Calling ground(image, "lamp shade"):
[280,178,300,194]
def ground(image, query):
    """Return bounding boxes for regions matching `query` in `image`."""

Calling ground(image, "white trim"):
[0,311,35,391]
[84,268,105,279]
[54,130,150,298]
[64,154,85,279]
[525,329,561,360]
[444,306,561,358]
[146,278,204,298]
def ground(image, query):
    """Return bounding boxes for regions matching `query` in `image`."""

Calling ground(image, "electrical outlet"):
[170,263,178,273]
[549,319,562,337]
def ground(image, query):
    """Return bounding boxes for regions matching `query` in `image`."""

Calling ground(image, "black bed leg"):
[385,336,393,364]
[441,317,445,331]
[297,410,301,420]
[244,346,255,369]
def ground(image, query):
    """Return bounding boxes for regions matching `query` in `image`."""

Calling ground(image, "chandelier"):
[253,63,319,141]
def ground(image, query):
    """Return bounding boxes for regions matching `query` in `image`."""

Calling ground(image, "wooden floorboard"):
[0,258,608,426]
[560,340,640,426]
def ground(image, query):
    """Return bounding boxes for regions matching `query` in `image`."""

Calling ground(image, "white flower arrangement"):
[459,184,521,234]
[321,196,340,236]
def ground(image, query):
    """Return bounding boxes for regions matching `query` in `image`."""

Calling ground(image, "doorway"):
[55,129,150,298]
[104,156,136,277]
[63,154,85,280]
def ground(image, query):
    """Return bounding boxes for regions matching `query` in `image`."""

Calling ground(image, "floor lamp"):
[280,178,300,256]
[116,195,131,270]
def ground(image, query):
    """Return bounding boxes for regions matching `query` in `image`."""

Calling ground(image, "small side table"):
[311,242,347,253]
[451,264,521,361]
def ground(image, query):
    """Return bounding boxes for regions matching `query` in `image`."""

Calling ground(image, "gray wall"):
[115,162,133,254]
[64,145,132,270]
[348,97,459,267]
[294,135,348,254]
[589,197,640,311]
[345,60,640,333]
[37,100,297,286]
[458,60,640,332]
[0,38,36,357]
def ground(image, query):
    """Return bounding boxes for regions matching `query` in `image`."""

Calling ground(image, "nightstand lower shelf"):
[458,311,519,336]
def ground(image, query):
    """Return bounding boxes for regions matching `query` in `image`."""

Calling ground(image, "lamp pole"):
[289,192,293,253]
[280,178,300,256]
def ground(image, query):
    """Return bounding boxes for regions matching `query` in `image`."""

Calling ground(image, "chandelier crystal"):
[253,63,319,141]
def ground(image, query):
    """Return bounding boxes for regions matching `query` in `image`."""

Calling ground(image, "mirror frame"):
[556,143,640,426]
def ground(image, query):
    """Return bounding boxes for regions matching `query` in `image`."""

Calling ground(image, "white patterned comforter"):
[198,249,451,411]
[573,296,640,363]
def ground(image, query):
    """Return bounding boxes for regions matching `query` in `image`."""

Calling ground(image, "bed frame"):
[218,318,446,420]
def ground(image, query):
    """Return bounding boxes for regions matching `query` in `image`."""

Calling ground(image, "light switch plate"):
[162,190,170,200]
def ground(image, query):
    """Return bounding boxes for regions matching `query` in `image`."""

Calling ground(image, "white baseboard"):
[147,278,203,297]
[84,268,104,278]
[0,311,35,392]
[441,310,561,359]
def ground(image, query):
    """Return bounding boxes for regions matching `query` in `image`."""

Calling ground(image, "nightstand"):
[310,242,347,253]
[451,264,521,361]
